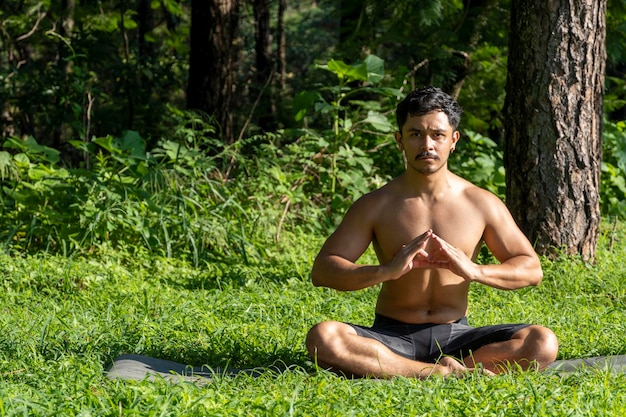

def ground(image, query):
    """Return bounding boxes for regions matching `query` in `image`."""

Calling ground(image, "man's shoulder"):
[455,176,501,201]
[348,181,400,216]
[454,178,512,222]
[353,187,388,208]
[357,179,401,203]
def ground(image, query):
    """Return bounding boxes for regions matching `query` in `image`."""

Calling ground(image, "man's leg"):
[462,325,559,374]
[306,320,473,379]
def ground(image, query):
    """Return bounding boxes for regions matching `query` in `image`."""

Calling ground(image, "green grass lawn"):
[1,223,626,416]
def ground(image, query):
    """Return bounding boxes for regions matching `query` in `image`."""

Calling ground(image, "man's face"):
[394,110,459,175]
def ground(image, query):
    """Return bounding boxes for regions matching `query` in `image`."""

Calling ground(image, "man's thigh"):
[349,320,531,362]
[349,321,442,361]
[442,322,531,359]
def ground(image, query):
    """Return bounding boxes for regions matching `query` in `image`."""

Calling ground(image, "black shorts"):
[349,314,530,363]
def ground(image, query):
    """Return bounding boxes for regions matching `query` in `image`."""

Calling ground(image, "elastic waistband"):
[373,313,468,326]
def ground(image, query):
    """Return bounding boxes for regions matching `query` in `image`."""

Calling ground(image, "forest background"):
[1,0,626,262]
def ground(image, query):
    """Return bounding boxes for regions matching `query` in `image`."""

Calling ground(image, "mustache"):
[415,151,439,160]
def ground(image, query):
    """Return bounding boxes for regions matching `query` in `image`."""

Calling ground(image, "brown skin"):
[306,111,559,378]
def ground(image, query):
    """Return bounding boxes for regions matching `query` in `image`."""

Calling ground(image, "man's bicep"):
[482,200,537,262]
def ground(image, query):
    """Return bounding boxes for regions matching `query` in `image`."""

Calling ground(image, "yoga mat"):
[106,353,626,382]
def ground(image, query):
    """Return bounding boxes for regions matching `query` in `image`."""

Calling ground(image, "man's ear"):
[452,130,460,148]
[394,131,403,150]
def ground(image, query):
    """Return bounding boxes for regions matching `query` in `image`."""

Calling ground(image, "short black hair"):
[395,86,463,131]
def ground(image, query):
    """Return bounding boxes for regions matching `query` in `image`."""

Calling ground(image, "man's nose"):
[421,136,435,149]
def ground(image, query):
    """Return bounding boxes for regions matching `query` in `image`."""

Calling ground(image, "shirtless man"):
[305,86,559,378]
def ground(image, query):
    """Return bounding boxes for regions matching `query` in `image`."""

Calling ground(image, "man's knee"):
[518,325,559,364]
[305,321,350,359]
[305,322,325,355]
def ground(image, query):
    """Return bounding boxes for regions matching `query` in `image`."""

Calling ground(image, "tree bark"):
[277,0,287,93]
[252,0,274,132]
[187,0,240,143]
[503,0,606,261]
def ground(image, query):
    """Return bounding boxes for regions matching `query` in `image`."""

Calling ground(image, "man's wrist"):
[377,263,403,283]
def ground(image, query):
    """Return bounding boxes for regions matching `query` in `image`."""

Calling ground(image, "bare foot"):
[438,356,495,378]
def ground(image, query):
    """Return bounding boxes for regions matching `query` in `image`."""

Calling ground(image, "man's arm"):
[311,195,432,291]
[475,198,543,289]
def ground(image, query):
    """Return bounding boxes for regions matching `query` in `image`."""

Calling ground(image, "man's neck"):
[401,167,453,198]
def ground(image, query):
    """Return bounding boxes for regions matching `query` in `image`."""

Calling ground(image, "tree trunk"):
[252,0,274,132]
[277,0,287,93]
[137,0,155,60]
[503,0,606,261]
[187,0,240,143]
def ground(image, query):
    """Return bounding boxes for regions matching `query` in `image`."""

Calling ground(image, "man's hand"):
[384,229,433,280]
[388,231,479,282]
[420,232,479,281]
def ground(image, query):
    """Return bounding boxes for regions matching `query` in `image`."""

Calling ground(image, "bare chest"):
[373,198,485,262]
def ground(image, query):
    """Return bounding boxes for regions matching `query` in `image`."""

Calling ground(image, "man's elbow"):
[310,273,324,287]
[310,263,326,287]
[528,266,543,286]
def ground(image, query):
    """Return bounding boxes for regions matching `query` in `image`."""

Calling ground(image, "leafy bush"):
[0,100,391,262]
[0,136,73,252]
[601,119,626,218]
[0,119,286,263]
[0,54,622,264]
[450,130,506,198]
[292,55,403,217]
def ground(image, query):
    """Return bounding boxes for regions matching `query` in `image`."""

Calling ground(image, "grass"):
[1,223,626,415]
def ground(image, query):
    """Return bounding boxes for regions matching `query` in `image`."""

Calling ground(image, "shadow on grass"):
[109,341,312,371]
[157,260,310,291]
[107,344,314,381]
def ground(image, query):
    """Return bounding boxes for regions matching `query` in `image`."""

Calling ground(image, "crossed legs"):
[462,324,559,373]
[305,320,559,378]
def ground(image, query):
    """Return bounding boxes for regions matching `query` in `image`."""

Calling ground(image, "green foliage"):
[0,90,398,260]
[605,76,626,116]
[0,117,298,263]
[0,0,190,153]
[0,137,72,251]
[2,53,619,264]
[292,55,402,218]
[607,0,626,67]
[3,0,626,165]
[450,130,506,197]
[457,44,509,137]
[601,119,626,218]
[296,54,398,135]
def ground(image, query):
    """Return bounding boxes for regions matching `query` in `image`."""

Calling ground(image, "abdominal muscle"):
[374,268,470,324]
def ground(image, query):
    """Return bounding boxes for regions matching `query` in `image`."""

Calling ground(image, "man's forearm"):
[471,256,543,290]
[311,256,390,291]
